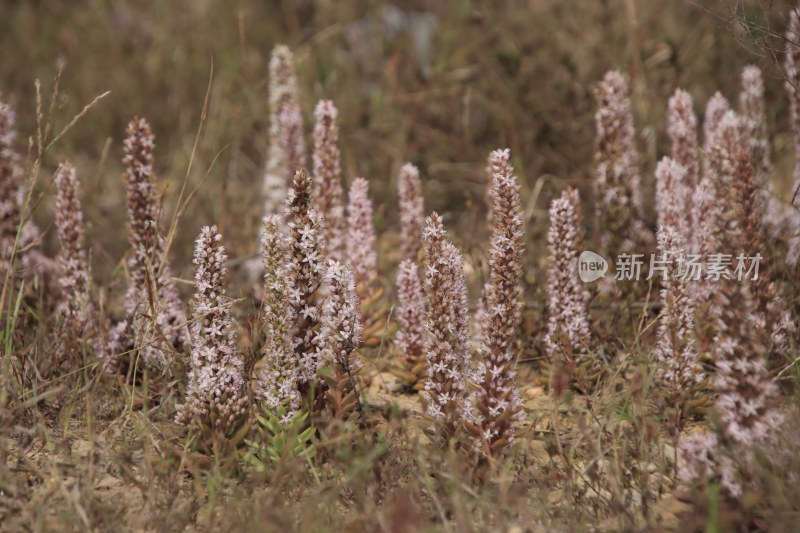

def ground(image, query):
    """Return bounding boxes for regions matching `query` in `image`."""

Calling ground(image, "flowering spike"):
[398,163,424,261]
[473,149,524,454]
[346,177,378,290]
[707,111,744,245]
[176,226,248,439]
[312,100,345,261]
[394,259,427,389]
[702,92,731,153]
[317,259,363,423]
[652,226,700,424]
[690,175,722,350]
[667,89,699,233]
[54,163,93,366]
[655,157,689,240]
[422,213,471,444]
[0,97,43,277]
[594,70,651,258]
[286,168,327,383]
[545,188,591,364]
[738,66,770,182]
[255,215,301,420]
[107,117,187,368]
[264,45,305,215]
[279,100,306,192]
[485,148,512,228]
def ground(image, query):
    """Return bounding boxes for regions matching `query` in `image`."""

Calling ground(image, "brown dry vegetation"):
[1,1,799,532]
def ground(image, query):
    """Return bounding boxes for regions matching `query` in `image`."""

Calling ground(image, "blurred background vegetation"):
[0,0,794,285]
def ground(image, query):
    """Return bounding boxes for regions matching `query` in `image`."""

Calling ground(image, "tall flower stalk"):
[54,163,93,367]
[470,149,524,455]
[254,215,302,422]
[393,259,427,390]
[545,188,591,367]
[346,177,386,347]
[317,259,364,425]
[667,89,699,239]
[655,157,689,240]
[702,92,731,152]
[346,178,378,291]
[397,163,424,261]
[422,213,471,445]
[594,70,650,260]
[738,66,770,183]
[0,97,42,278]
[652,226,700,432]
[176,227,248,445]
[284,168,327,384]
[264,45,306,216]
[312,100,345,261]
[105,118,187,369]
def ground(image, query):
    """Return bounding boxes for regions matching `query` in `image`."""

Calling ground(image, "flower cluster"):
[346,177,378,292]
[106,118,187,369]
[397,163,424,261]
[421,213,471,444]
[254,215,302,422]
[255,171,372,421]
[472,149,524,453]
[545,188,591,364]
[593,70,650,258]
[54,163,93,366]
[312,100,345,261]
[264,44,305,215]
[652,226,700,420]
[317,259,363,423]
[175,227,248,439]
[682,147,786,499]
[394,259,427,388]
